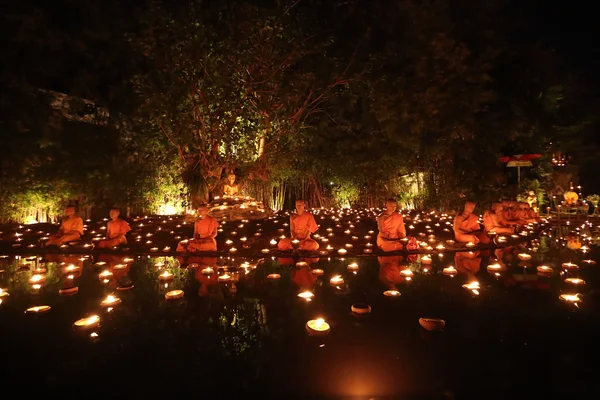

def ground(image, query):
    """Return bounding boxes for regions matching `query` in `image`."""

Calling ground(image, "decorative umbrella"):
[498,154,542,185]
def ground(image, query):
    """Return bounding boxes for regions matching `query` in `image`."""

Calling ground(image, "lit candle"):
[158,271,173,281]
[218,273,232,282]
[261,248,270,254]
[383,290,401,297]
[462,281,480,295]
[421,255,432,265]
[565,278,585,285]
[312,269,324,276]
[487,263,505,272]
[74,315,100,329]
[267,273,281,280]
[442,266,457,276]
[28,274,46,284]
[561,262,578,270]
[270,239,278,246]
[101,294,121,307]
[99,270,113,280]
[229,247,237,253]
[25,305,51,314]
[201,267,214,275]
[295,261,308,268]
[329,275,344,285]
[517,253,532,261]
[337,248,347,255]
[165,290,184,300]
[559,293,581,303]
[537,265,553,275]
[305,318,330,336]
[347,262,359,271]
[297,291,314,300]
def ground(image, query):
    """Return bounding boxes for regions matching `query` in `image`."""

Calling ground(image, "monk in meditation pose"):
[45,205,84,246]
[453,201,487,243]
[514,202,537,224]
[177,204,219,252]
[377,198,407,252]
[97,208,131,249]
[223,173,239,197]
[278,199,319,251]
[483,202,515,234]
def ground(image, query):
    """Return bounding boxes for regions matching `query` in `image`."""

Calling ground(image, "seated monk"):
[377,198,407,252]
[45,205,84,246]
[483,202,514,234]
[499,200,520,227]
[515,202,537,224]
[278,199,319,251]
[177,204,219,252]
[453,201,488,243]
[97,208,131,249]
[223,173,239,197]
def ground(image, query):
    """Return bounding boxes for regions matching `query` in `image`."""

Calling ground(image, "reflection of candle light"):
[261,248,270,254]
[400,269,413,276]
[218,274,232,282]
[582,259,596,265]
[305,318,330,336]
[537,266,553,275]
[462,281,480,295]
[267,273,281,280]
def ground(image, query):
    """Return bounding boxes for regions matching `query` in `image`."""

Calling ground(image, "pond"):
[1,212,599,397]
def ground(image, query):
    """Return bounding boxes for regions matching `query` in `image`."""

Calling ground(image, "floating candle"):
[351,303,371,315]
[312,269,324,276]
[442,266,457,276]
[218,274,232,282]
[295,261,308,268]
[487,263,505,272]
[25,305,51,314]
[165,290,184,300]
[347,262,359,271]
[565,278,586,285]
[561,262,578,270]
[267,273,281,280]
[297,291,314,300]
[101,294,121,307]
[383,290,401,297]
[329,275,344,285]
[419,318,445,331]
[337,248,347,255]
[517,253,532,261]
[158,271,173,281]
[74,315,100,329]
[201,267,214,275]
[28,274,46,284]
[305,318,330,336]
[99,270,113,280]
[559,293,581,302]
[420,255,432,265]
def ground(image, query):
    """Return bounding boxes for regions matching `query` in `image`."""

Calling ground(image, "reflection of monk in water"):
[194,266,220,297]
[278,200,319,252]
[377,255,406,290]
[454,251,481,282]
[97,208,131,249]
[45,205,84,246]
[290,257,319,290]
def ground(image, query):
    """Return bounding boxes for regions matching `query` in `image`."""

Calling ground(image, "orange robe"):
[453,213,485,243]
[98,219,131,248]
[46,216,84,246]
[454,251,481,281]
[223,184,239,196]
[377,212,406,252]
[377,256,406,289]
[292,265,317,290]
[177,216,219,252]
[483,211,513,234]
[278,212,319,251]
